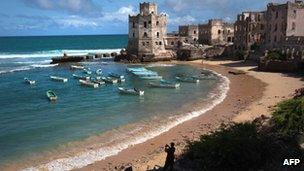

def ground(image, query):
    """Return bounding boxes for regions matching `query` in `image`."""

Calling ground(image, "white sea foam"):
[146,63,175,68]
[23,70,230,171]
[0,49,122,59]
[30,64,58,68]
[0,63,58,74]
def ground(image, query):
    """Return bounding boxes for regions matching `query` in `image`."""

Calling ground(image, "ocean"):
[0,35,229,170]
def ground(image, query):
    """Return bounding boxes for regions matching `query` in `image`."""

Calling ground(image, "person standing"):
[163,142,175,171]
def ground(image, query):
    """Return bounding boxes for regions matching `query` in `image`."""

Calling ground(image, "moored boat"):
[126,67,148,73]
[149,82,180,89]
[91,78,105,85]
[24,77,36,85]
[46,90,57,101]
[109,72,124,79]
[140,75,163,80]
[176,76,199,83]
[70,65,85,70]
[102,77,118,84]
[50,76,68,83]
[96,69,103,75]
[83,69,92,75]
[118,87,144,96]
[72,74,90,80]
[79,80,99,88]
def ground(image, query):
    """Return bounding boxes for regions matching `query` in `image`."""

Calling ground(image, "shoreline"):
[2,62,228,171]
[78,60,303,171]
[4,60,303,171]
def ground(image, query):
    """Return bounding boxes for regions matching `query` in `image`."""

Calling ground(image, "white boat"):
[72,74,90,80]
[102,77,118,84]
[91,79,105,85]
[149,80,180,88]
[79,80,99,88]
[96,69,103,75]
[109,72,124,79]
[140,75,163,80]
[24,77,36,85]
[118,87,144,96]
[70,65,85,70]
[176,76,199,83]
[83,69,92,75]
[126,67,148,73]
[50,76,68,83]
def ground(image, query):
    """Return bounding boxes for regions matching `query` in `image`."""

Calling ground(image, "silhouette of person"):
[163,142,175,171]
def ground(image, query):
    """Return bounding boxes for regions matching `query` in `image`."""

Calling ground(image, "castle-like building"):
[127,3,171,62]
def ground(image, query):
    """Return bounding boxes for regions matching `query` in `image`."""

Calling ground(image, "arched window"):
[218,30,221,34]
[133,32,135,37]
[156,32,159,38]
[159,41,162,45]
[143,32,148,38]
[156,21,159,25]
[132,22,135,28]
[144,22,147,28]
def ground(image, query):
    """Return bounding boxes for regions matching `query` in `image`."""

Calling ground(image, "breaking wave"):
[0,49,122,59]
[23,70,230,171]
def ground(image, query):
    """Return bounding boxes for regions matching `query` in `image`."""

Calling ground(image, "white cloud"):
[54,15,98,28]
[169,15,196,25]
[102,5,136,22]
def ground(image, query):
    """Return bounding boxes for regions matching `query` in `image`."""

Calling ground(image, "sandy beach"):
[72,59,303,171]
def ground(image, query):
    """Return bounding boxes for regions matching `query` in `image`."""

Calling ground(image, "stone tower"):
[127,2,170,62]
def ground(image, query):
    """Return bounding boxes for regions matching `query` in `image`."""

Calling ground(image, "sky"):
[0,0,286,36]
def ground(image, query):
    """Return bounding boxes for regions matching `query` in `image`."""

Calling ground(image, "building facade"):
[198,19,234,45]
[178,25,199,44]
[127,2,170,61]
[265,1,304,49]
[234,11,266,51]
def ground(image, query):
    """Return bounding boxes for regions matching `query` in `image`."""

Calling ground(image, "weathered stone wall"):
[198,19,234,45]
[127,2,171,62]
[178,25,199,43]
[234,11,266,51]
[280,36,304,61]
[265,1,304,49]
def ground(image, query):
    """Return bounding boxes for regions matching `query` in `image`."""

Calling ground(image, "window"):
[275,12,278,19]
[144,21,147,28]
[132,32,135,37]
[260,24,264,30]
[156,32,160,38]
[218,30,221,34]
[143,32,148,38]
[292,22,296,30]
[148,21,151,24]
[274,24,278,31]
[132,22,135,28]
[142,42,145,46]
[156,21,159,25]
[146,42,149,45]
[228,30,231,34]
[159,41,162,45]
[294,10,297,18]
[171,41,174,45]
[194,30,196,34]
[155,42,158,45]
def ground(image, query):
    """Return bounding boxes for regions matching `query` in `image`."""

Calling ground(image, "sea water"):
[0,35,229,169]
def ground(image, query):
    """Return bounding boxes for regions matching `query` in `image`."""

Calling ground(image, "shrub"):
[272,97,304,136]
[265,51,287,61]
[180,123,303,170]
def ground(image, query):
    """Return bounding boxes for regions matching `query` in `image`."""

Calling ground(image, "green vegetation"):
[272,97,304,136]
[250,43,260,51]
[180,123,303,170]
[178,96,304,170]
[264,51,287,61]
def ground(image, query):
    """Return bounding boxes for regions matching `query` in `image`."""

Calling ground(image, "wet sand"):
[77,60,294,171]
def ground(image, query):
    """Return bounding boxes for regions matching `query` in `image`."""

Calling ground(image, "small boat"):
[102,77,118,84]
[50,76,68,83]
[83,69,92,75]
[70,65,85,70]
[79,80,99,88]
[118,87,144,96]
[73,74,90,80]
[96,69,103,75]
[140,75,163,80]
[176,76,199,83]
[46,90,57,101]
[109,72,124,79]
[24,77,36,85]
[91,77,105,85]
[126,67,148,73]
[149,82,180,89]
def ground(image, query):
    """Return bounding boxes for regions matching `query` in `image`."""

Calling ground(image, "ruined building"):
[178,25,199,44]
[265,0,304,49]
[198,19,234,45]
[234,11,266,51]
[127,2,171,62]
